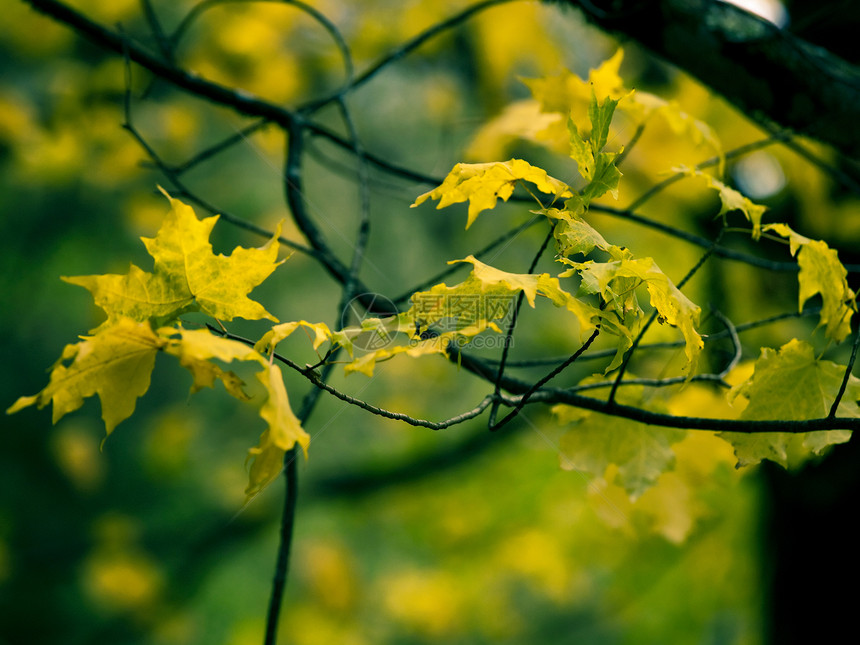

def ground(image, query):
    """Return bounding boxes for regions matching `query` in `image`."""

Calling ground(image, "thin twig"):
[488,224,555,426]
[391,214,546,305]
[263,445,298,645]
[301,0,519,111]
[167,120,271,174]
[490,326,602,431]
[828,319,860,418]
[454,351,860,434]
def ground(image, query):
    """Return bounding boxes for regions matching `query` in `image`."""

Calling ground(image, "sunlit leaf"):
[256,320,341,355]
[562,254,702,374]
[161,327,262,399]
[677,167,767,239]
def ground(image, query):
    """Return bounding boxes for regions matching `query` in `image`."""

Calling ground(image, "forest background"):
[2,1,860,644]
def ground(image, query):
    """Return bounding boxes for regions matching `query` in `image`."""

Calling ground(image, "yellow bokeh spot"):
[285,603,366,645]
[75,0,139,23]
[381,569,464,635]
[82,548,164,613]
[50,422,104,492]
[143,408,198,477]
[0,92,35,143]
[301,541,358,612]
[0,1,71,55]
[494,528,570,600]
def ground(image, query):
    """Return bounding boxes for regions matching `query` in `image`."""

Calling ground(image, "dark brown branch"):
[455,350,860,434]
[264,445,298,645]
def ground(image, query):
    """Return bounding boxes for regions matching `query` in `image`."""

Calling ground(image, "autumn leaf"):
[411,159,572,228]
[465,99,562,159]
[245,363,311,496]
[677,167,767,239]
[763,223,856,343]
[468,49,721,174]
[454,255,603,336]
[64,189,284,327]
[161,327,263,399]
[255,320,343,355]
[554,382,687,499]
[338,255,605,377]
[719,339,857,467]
[563,254,703,375]
[545,208,618,258]
[7,318,165,436]
[523,48,627,117]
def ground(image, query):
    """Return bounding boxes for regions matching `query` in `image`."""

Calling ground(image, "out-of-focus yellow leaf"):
[465,99,562,160]
[555,381,687,499]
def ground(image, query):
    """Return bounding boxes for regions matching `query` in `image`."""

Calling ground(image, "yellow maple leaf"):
[411,159,571,228]
[245,363,310,496]
[64,189,284,327]
[7,318,165,436]
[677,167,766,239]
[762,224,856,342]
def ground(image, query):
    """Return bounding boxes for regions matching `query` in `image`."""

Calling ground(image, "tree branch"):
[454,349,860,434]
[555,0,860,160]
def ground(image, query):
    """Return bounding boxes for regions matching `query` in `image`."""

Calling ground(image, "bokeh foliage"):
[3,1,858,643]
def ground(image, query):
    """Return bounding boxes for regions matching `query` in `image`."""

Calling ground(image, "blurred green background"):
[2,1,858,643]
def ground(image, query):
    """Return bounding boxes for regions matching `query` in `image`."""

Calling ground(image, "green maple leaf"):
[410,159,572,228]
[565,93,623,217]
[64,189,284,327]
[720,339,857,467]
[545,208,619,258]
[763,223,856,343]
[555,385,686,499]
[7,318,165,436]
